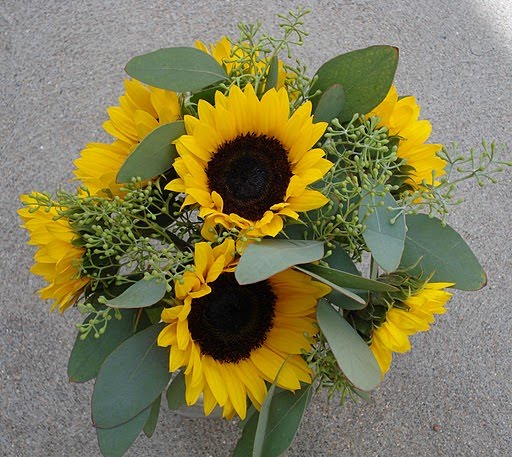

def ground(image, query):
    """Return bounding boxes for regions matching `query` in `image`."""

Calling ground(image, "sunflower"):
[73,79,181,196]
[195,36,288,91]
[157,239,331,419]
[370,282,453,375]
[368,85,447,190]
[18,194,89,312]
[165,84,332,238]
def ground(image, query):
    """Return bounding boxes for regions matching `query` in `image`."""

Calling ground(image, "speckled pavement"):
[1,1,511,456]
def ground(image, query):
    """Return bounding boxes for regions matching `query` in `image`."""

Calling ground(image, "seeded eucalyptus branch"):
[285,115,402,258]
[283,114,511,255]
[75,304,121,340]
[21,179,198,331]
[396,141,511,223]
[182,7,313,111]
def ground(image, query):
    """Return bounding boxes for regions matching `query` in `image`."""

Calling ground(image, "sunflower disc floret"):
[166,84,333,238]
[157,239,331,419]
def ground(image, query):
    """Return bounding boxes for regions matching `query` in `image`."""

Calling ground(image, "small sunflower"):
[166,84,332,238]
[370,282,453,375]
[18,194,89,312]
[195,36,288,91]
[74,79,181,196]
[368,85,447,190]
[157,239,330,420]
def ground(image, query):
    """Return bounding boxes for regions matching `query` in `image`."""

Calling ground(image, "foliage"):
[18,7,510,457]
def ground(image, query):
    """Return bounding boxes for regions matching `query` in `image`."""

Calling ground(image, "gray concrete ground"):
[1,1,511,456]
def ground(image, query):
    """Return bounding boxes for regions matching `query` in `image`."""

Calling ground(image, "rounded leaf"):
[317,299,381,391]
[92,324,170,429]
[401,214,486,290]
[125,47,228,92]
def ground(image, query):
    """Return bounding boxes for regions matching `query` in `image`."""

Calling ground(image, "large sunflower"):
[18,194,89,312]
[370,282,453,375]
[166,84,332,238]
[74,79,181,196]
[157,239,330,419]
[195,36,288,91]
[368,86,447,190]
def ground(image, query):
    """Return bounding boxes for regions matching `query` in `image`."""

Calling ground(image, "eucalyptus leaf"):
[327,289,368,310]
[116,121,185,183]
[233,385,312,457]
[324,247,368,309]
[143,395,161,438]
[96,405,151,457]
[313,84,345,123]
[145,305,164,324]
[278,222,313,240]
[106,277,167,309]
[190,86,218,106]
[125,47,228,92]
[298,263,397,292]
[354,388,372,403]
[400,214,486,290]
[294,265,366,305]
[166,370,186,410]
[92,323,170,429]
[68,309,137,383]
[324,246,359,274]
[253,381,277,457]
[310,46,399,121]
[317,299,381,391]
[238,404,257,429]
[253,357,290,457]
[359,189,406,272]
[264,56,279,92]
[235,239,324,285]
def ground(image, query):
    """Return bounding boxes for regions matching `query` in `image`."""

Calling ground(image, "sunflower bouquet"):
[19,9,509,457]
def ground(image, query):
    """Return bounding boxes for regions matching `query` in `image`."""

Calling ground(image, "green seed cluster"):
[182,7,313,117]
[25,179,197,317]
[75,303,121,340]
[55,180,196,293]
[294,115,404,258]
[399,141,511,223]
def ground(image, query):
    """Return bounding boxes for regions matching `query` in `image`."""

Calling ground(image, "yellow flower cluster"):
[18,195,89,312]
[370,282,454,375]
[19,35,456,425]
[157,239,330,419]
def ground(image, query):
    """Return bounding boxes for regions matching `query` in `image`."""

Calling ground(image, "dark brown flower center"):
[206,133,292,221]
[187,272,276,363]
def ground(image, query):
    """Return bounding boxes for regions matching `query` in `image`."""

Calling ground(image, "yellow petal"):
[202,381,218,416]
[250,346,301,390]
[194,242,214,281]
[265,327,312,354]
[133,109,158,140]
[370,333,392,375]
[258,213,284,237]
[185,371,204,405]
[286,189,329,212]
[170,344,189,372]
[157,323,177,347]
[218,363,247,420]
[176,318,190,350]
[202,356,228,406]
[236,359,267,409]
